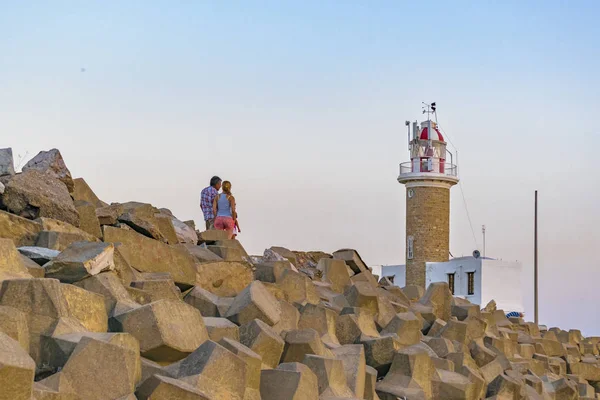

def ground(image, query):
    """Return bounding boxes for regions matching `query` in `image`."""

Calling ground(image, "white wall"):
[481,259,524,313]
[426,257,482,305]
[381,265,406,287]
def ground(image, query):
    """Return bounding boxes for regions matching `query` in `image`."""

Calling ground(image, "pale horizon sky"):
[2,1,599,334]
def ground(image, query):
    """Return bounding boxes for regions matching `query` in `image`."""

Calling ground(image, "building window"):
[407,236,414,260]
[467,272,475,295]
[447,273,455,295]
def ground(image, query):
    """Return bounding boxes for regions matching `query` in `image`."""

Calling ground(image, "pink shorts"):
[214,216,235,232]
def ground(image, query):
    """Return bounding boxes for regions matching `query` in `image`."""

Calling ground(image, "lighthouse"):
[397,103,459,288]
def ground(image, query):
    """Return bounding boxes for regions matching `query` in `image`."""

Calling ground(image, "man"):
[200,176,221,230]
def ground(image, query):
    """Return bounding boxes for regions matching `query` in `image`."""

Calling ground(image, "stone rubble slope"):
[0,147,598,399]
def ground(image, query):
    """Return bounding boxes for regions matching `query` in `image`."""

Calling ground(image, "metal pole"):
[534,190,539,325]
[482,225,486,258]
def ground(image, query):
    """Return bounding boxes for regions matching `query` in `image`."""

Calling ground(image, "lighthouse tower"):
[398,104,459,288]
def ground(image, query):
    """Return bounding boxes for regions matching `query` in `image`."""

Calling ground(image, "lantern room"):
[409,120,448,174]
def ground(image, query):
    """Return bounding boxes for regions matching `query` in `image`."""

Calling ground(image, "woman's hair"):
[222,181,232,194]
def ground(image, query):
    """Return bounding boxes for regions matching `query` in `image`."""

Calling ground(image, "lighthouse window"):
[447,273,455,295]
[407,236,414,260]
[467,272,475,295]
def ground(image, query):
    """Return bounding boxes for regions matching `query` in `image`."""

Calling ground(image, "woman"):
[212,180,240,239]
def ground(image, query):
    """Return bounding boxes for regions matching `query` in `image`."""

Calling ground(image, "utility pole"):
[482,225,486,258]
[534,190,539,325]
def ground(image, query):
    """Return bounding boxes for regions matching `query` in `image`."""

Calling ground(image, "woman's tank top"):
[216,193,232,217]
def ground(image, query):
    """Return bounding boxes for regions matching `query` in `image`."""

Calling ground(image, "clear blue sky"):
[1,1,599,333]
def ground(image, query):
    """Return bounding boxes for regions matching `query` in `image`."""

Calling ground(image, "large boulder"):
[194,261,254,297]
[331,344,367,398]
[43,241,115,283]
[302,354,356,398]
[317,258,351,293]
[0,238,32,281]
[171,217,198,244]
[117,202,177,244]
[22,149,74,193]
[418,282,453,322]
[0,210,41,247]
[0,332,36,400]
[0,306,29,352]
[136,375,211,400]
[37,335,140,400]
[204,317,240,342]
[260,362,319,400]
[219,337,262,400]
[0,148,15,176]
[240,319,285,369]
[333,249,368,274]
[226,281,282,327]
[103,226,198,287]
[282,328,333,363]
[71,178,107,208]
[74,272,139,317]
[74,200,102,238]
[2,170,79,226]
[165,340,247,400]
[17,246,60,266]
[112,299,208,363]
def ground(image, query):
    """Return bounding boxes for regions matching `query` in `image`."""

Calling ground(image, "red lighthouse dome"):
[419,126,444,142]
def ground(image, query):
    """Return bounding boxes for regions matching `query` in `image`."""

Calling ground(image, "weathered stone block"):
[22,149,74,193]
[240,319,285,369]
[0,332,35,400]
[204,317,240,342]
[195,261,254,297]
[302,354,356,398]
[112,299,208,363]
[226,281,282,327]
[282,328,332,363]
[260,362,319,400]
[74,200,102,238]
[44,241,115,283]
[3,170,78,226]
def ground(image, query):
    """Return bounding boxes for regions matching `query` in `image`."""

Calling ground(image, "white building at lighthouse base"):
[380,256,524,314]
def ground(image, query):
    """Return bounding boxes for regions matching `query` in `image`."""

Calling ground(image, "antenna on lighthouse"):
[405,120,411,150]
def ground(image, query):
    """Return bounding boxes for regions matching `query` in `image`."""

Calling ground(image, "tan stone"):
[219,338,262,400]
[380,312,422,346]
[0,210,42,247]
[112,299,208,363]
[254,261,292,283]
[269,246,298,265]
[298,303,340,346]
[0,238,32,281]
[302,354,356,398]
[103,226,198,287]
[260,362,319,400]
[23,150,74,193]
[571,362,600,381]
[364,365,380,400]
[44,336,140,400]
[204,317,240,342]
[207,245,245,261]
[317,258,351,293]
[40,332,140,375]
[431,368,481,400]
[380,348,436,399]
[197,229,229,243]
[44,241,115,283]
[272,299,300,336]
[95,203,124,225]
[61,284,108,332]
[240,319,285,369]
[277,269,320,306]
[2,170,79,226]
[136,375,211,400]
[71,178,106,208]
[282,328,332,363]
[402,285,424,302]
[22,257,45,278]
[184,286,224,317]
[180,243,223,263]
[418,282,452,322]
[74,201,102,238]
[226,281,282,327]
[0,332,35,400]
[74,272,138,317]
[165,340,247,400]
[194,261,254,297]
[332,249,368,274]
[331,344,367,398]
[0,306,29,352]
[363,334,402,375]
[424,336,455,358]
[130,278,181,303]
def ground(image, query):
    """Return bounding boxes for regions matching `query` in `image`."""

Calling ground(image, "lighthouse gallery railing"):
[399,161,458,177]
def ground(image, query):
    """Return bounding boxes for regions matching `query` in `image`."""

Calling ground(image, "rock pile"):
[0,147,598,399]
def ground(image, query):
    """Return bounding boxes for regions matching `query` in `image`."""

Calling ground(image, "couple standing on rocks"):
[200,176,241,239]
